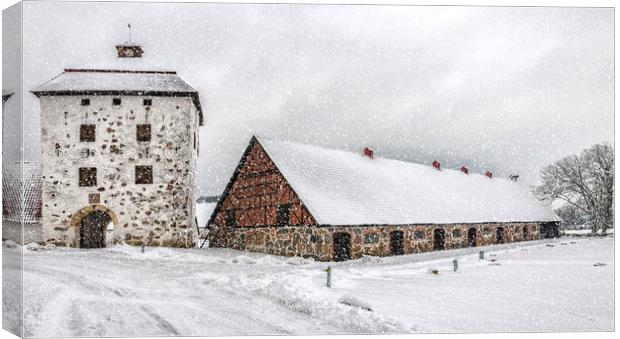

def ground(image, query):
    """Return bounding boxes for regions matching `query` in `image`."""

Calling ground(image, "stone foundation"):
[210,222,542,261]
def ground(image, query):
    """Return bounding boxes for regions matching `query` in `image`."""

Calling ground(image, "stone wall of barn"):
[39,95,199,247]
[211,222,542,261]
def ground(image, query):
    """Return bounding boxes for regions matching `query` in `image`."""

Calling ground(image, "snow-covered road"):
[4,236,614,336]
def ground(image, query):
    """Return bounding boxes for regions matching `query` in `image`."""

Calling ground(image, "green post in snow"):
[324,266,332,288]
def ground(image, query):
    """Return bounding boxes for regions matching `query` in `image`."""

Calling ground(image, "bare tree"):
[534,143,614,235]
[555,204,586,228]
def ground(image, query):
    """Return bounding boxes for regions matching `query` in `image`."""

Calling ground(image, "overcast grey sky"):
[8,1,614,196]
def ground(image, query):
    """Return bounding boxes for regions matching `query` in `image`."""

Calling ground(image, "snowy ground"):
[563,228,614,236]
[3,236,614,337]
[2,221,43,244]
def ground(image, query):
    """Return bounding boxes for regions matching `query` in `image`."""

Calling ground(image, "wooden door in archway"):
[80,210,111,248]
[496,227,505,244]
[333,233,351,261]
[433,229,445,251]
[390,231,404,256]
[467,227,477,247]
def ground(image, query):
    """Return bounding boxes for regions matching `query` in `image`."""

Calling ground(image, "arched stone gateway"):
[69,205,118,248]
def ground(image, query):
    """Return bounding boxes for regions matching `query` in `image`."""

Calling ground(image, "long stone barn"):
[208,136,560,261]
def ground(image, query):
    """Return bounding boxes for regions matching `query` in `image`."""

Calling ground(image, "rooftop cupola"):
[115,24,143,58]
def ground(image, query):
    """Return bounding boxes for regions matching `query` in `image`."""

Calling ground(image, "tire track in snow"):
[22,249,344,336]
[138,305,180,335]
[23,257,181,336]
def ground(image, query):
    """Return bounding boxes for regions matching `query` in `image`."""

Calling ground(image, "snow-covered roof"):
[116,41,141,47]
[68,57,176,73]
[31,69,196,93]
[256,137,559,225]
[31,69,203,125]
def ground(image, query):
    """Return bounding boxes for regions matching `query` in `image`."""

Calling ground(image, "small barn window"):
[143,98,152,106]
[79,167,97,187]
[275,204,291,227]
[80,124,96,142]
[413,231,425,239]
[136,124,151,142]
[226,210,236,228]
[81,98,90,106]
[453,229,462,238]
[135,165,153,184]
[363,233,379,244]
[112,98,122,106]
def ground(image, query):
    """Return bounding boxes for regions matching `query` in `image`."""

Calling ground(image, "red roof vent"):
[460,166,469,175]
[432,160,441,170]
[485,171,493,179]
[363,147,374,159]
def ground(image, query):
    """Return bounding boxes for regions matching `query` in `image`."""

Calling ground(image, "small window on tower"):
[275,204,291,227]
[80,124,96,142]
[135,165,153,184]
[136,124,151,142]
[112,98,122,106]
[81,98,90,106]
[143,99,152,106]
[79,167,97,187]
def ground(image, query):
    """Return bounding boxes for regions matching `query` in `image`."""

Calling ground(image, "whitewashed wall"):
[39,94,199,247]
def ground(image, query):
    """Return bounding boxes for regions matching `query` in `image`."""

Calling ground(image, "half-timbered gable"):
[211,137,317,229]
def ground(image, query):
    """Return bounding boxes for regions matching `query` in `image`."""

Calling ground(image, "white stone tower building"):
[31,35,203,248]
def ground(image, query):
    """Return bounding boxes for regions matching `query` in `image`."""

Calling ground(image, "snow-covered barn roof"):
[255,136,559,225]
[31,69,203,125]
